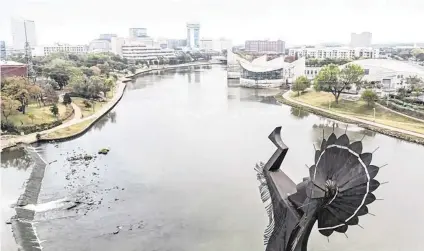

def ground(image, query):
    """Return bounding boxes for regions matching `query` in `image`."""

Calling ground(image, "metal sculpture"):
[255,127,381,251]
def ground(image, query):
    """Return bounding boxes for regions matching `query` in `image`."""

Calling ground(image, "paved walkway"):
[283,91,424,139]
[1,62,219,151]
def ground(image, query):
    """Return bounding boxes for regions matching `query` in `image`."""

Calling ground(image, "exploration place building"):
[237,55,305,88]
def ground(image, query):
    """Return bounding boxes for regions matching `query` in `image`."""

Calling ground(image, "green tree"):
[292,76,310,96]
[129,66,137,74]
[50,104,59,118]
[315,63,364,103]
[361,89,378,107]
[63,93,72,105]
[1,96,20,122]
[28,113,35,124]
[406,76,423,98]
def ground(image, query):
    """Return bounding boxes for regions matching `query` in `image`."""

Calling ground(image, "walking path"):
[283,91,424,139]
[0,81,125,151]
[1,62,219,151]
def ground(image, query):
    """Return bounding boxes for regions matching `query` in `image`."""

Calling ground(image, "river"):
[1,65,424,251]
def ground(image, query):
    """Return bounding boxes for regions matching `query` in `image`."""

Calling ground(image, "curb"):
[276,94,424,146]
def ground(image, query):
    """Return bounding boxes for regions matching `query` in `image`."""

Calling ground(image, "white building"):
[187,22,200,49]
[350,32,372,48]
[121,43,176,61]
[346,59,424,91]
[33,44,87,56]
[200,38,233,52]
[11,18,37,51]
[238,55,306,88]
[89,39,111,53]
[129,28,147,39]
[288,47,379,60]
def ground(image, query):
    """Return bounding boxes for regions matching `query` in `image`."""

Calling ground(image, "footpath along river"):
[1,65,424,251]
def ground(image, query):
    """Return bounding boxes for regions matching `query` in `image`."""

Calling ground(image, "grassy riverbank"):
[292,91,424,135]
[43,119,95,140]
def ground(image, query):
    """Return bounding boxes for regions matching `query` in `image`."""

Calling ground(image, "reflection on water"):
[1,148,33,251]
[1,148,33,170]
[2,66,424,251]
[92,111,117,131]
[290,107,310,119]
[227,86,282,105]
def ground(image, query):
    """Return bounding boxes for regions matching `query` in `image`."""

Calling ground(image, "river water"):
[1,65,424,251]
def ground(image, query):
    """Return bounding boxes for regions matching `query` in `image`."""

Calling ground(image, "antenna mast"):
[24,20,35,82]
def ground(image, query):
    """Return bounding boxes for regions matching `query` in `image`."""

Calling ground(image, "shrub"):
[83,100,92,108]
[1,121,18,134]
[63,93,72,105]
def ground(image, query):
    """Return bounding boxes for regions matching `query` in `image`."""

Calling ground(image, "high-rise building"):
[186,23,200,49]
[11,18,37,51]
[167,39,187,49]
[245,40,285,53]
[0,41,6,60]
[99,34,117,42]
[350,32,372,47]
[129,28,148,39]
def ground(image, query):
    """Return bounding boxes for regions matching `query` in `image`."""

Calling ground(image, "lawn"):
[292,91,424,134]
[72,97,108,118]
[43,119,94,139]
[8,103,68,126]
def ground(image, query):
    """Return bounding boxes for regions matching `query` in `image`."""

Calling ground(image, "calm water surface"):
[2,65,424,251]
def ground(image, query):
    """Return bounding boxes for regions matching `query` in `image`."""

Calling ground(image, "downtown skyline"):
[1,0,424,46]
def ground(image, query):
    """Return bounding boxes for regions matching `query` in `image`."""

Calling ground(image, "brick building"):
[0,61,28,78]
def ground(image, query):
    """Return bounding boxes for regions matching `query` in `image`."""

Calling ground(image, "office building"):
[121,43,176,61]
[186,22,200,49]
[350,32,372,47]
[167,39,187,49]
[0,41,6,60]
[245,40,285,53]
[99,34,117,42]
[89,39,111,53]
[200,38,233,52]
[33,43,87,56]
[288,47,379,60]
[11,18,37,51]
[129,28,148,39]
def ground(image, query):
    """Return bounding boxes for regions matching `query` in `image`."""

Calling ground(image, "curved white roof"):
[239,58,285,72]
[348,59,424,76]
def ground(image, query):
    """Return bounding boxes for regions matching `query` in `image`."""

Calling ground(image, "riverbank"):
[278,91,424,145]
[1,62,220,151]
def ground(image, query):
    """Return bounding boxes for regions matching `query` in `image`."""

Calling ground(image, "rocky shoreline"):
[276,94,424,146]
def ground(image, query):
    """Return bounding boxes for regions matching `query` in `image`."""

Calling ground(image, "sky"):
[1,0,424,47]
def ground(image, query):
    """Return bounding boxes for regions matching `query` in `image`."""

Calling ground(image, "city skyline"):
[1,0,424,47]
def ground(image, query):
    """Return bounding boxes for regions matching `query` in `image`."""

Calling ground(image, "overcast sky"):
[1,0,423,46]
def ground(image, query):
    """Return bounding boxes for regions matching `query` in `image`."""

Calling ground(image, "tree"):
[90,66,101,76]
[1,77,31,113]
[28,113,35,124]
[50,104,59,118]
[129,66,137,74]
[315,63,364,104]
[1,96,20,122]
[43,85,59,105]
[406,76,423,97]
[292,76,310,96]
[104,77,115,95]
[63,93,72,105]
[361,89,378,107]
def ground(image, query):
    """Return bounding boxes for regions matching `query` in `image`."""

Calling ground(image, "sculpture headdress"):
[255,127,381,251]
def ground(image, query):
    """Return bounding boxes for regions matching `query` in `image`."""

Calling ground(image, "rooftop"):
[0,61,26,66]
